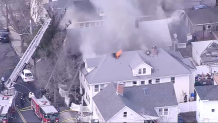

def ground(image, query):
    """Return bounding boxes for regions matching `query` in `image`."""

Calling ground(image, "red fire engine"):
[31,95,59,123]
[0,87,17,123]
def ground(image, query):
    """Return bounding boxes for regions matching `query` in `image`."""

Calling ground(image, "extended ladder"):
[6,18,52,88]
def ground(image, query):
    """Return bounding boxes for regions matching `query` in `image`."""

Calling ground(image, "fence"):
[178,101,196,113]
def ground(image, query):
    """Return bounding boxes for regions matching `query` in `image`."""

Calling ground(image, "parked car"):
[178,115,185,123]
[192,5,211,10]
[20,69,34,83]
[0,29,10,43]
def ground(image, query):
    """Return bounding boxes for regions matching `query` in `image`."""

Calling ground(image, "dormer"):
[130,53,152,76]
[84,56,104,73]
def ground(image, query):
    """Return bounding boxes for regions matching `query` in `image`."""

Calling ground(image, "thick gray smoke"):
[63,0,182,59]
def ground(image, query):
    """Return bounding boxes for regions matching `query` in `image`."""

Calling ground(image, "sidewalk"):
[9,27,34,65]
[9,28,23,57]
[59,106,77,123]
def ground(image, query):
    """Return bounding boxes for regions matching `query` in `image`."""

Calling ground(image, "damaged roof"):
[93,82,177,121]
[198,40,218,65]
[185,7,218,25]
[195,85,218,100]
[83,48,191,84]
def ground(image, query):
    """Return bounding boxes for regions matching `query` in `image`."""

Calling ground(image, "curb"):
[11,45,22,57]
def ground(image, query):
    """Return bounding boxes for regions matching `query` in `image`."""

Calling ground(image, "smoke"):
[64,0,183,59]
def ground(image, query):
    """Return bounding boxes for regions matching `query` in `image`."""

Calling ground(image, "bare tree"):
[0,0,38,52]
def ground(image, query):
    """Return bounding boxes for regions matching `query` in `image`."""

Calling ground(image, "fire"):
[116,49,122,58]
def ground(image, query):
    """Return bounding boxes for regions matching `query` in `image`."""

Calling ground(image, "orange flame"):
[116,49,122,58]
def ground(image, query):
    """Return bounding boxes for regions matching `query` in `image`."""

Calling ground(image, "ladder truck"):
[0,18,51,123]
[0,87,17,123]
[31,95,59,123]
[5,18,51,90]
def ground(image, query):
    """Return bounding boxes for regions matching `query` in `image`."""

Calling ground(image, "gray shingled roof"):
[93,82,177,121]
[83,48,191,84]
[195,85,218,100]
[185,7,218,25]
[129,53,145,69]
[86,57,104,68]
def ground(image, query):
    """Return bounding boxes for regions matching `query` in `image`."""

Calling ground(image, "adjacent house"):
[192,40,218,73]
[195,85,218,122]
[92,82,179,122]
[184,7,218,40]
[79,47,194,113]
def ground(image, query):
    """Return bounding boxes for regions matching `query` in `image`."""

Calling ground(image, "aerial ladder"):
[4,18,51,93]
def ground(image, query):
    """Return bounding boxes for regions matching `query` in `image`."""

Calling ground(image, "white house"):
[195,85,218,122]
[92,82,179,122]
[192,40,218,73]
[79,47,195,113]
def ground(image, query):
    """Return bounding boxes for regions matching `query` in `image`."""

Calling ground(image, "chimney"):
[152,46,158,55]
[116,82,124,96]
[116,49,122,59]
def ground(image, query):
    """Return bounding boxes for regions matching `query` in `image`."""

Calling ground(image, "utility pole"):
[30,20,33,34]
[4,0,9,30]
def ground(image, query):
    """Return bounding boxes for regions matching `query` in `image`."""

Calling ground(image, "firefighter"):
[1,77,5,91]
[20,96,26,108]
[20,96,24,108]
[29,92,34,101]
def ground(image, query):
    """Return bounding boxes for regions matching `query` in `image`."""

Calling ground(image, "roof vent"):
[146,50,151,55]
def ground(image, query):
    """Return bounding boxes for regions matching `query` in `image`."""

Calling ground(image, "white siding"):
[133,63,152,76]
[200,100,218,122]
[155,106,178,122]
[108,106,145,122]
[173,75,190,103]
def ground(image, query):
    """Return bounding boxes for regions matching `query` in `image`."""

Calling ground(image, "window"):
[141,81,145,85]
[85,23,89,27]
[133,81,137,85]
[100,84,104,90]
[138,68,142,74]
[143,68,146,74]
[164,108,168,115]
[171,77,175,83]
[94,85,99,92]
[156,79,160,83]
[123,112,127,117]
[149,80,152,84]
[212,109,215,112]
[159,108,163,115]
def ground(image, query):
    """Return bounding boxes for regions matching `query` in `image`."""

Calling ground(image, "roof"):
[23,69,31,73]
[138,19,172,47]
[129,53,145,69]
[82,48,191,84]
[199,40,218,64]
[192,40,213,56]
[93,82,177,121]
[195,85,218,100]
[41,106,58,114]
[185,7,218,25]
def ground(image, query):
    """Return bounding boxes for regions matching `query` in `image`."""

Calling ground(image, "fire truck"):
[31,95,59,123]
[0,87,17,123]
